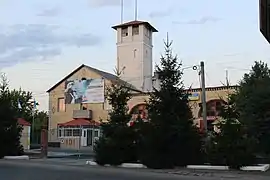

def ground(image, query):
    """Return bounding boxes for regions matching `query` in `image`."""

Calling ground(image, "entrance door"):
[81,129,87,147]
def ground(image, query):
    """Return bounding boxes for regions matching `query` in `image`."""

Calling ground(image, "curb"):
[86,160,270,172]
[187,164,270,172]
[85,161,146,168]
[3,155,30,160]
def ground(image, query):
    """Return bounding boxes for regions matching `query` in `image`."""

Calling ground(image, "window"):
[132,25,139,35]
[64,129,72,136]
[121,27,128,37]
[94,130,99,137]
[73,129,81,136]
[58,128,63,137]
[58,127,81,137]
[57,98,65,112]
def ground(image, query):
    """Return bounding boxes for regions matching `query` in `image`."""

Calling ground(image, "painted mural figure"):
[64,78,104,104]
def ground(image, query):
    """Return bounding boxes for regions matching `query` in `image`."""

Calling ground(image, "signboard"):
[188,92,200,101]
[64,78,105,104]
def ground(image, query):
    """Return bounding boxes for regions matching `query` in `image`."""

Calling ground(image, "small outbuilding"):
[18,118,31,150]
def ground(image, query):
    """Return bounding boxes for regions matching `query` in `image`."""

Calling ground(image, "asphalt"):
[1,159,270,180]
[0,160,209,180]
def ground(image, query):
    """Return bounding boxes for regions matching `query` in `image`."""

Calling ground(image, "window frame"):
[132,25,139,35]
[121,27,128,37]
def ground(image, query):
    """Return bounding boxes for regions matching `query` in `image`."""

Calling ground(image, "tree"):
[0,74,23,158]
[207,94,256,169]
[139,36,203,169]
[94,73,137,165]
[235,61,270,154]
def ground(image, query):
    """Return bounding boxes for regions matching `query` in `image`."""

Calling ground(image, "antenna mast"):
[225,69,229,86]
[121,0,124,23]
[134,0,138,20]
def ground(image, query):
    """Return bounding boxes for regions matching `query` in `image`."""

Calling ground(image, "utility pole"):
[200,61,207,133]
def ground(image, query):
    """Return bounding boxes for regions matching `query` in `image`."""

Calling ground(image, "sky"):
[0,0,269,111]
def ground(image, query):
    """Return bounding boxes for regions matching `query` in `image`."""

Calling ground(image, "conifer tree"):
[0,74,23,158]
[139,35,203,168]
[94,72,137,165]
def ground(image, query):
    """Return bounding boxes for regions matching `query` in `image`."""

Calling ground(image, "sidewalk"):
[25,148,95,159]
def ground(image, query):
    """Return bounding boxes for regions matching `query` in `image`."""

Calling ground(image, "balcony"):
[73,110,92,119]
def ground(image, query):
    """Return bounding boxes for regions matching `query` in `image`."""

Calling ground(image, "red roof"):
[58,119,100,127]
[18,118,31,126]
[112,20,158,32]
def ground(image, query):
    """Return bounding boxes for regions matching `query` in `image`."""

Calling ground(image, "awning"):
[58,118,100,127]
[18,118,31,126]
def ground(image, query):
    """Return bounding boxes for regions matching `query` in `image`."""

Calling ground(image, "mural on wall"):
[64,78,104,104]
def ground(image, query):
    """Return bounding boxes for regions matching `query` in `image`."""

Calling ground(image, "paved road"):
[0,159,269,180]
[0,160,217,180]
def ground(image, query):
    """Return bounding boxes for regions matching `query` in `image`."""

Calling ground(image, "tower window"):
[132,25,139,35]
[121,27,128,37]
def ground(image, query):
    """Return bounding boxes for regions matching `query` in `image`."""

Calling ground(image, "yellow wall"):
[48,65,237,142]
[48,66,111,141]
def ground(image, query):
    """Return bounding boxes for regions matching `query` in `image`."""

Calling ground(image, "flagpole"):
[121,0,124,23]
[134,0,138,20]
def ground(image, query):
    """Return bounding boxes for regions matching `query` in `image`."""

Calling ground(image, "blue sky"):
[0,0,269,111]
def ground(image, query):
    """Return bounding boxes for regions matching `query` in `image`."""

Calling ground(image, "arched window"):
[129,104,148,121]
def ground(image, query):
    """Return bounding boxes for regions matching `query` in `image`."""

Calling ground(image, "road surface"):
[0,159,269,180]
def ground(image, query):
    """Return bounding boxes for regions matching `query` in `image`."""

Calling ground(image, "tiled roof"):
[18,118,31,126]
[112,20,158,32]
[46,64,139,92]
[58,118,100,127]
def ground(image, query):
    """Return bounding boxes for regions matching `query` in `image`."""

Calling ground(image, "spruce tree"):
[207,94,256,169]
[94,73,137,165]
[139,36,203,169]
[235,61,270,155]
[0,74,23,158]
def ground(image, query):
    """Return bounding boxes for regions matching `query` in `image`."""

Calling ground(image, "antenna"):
[134,0,138,20]
[225,69,228,86]
[121,0,124,23]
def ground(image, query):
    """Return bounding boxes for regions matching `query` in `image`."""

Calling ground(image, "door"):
[81,129,87,147]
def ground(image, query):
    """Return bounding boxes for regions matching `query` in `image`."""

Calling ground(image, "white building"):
[112,20,158,92]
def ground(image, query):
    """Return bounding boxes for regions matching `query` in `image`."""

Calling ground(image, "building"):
[47,19,237,150]
[18,118,31,150]
[47,20,158,150]
[260,0,270,43]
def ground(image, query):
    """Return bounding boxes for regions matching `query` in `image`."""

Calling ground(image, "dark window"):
[121,27,128,37]
[132,25,139,35]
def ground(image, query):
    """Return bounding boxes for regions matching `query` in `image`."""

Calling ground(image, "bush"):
[207,119,256,169]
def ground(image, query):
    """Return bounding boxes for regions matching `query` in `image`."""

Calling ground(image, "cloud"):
[173,16,221,25]
[149,9,172,18]
[0,24,101,68]
[37,7,61,17]
[88,0,132,7]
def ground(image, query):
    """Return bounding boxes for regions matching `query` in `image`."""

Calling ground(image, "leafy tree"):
[94,73,137,165]
[0,74,23,158]
[234,61,270,154]
[33,111,48,131]
[207,95,256,169]
[139,36,203,169]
